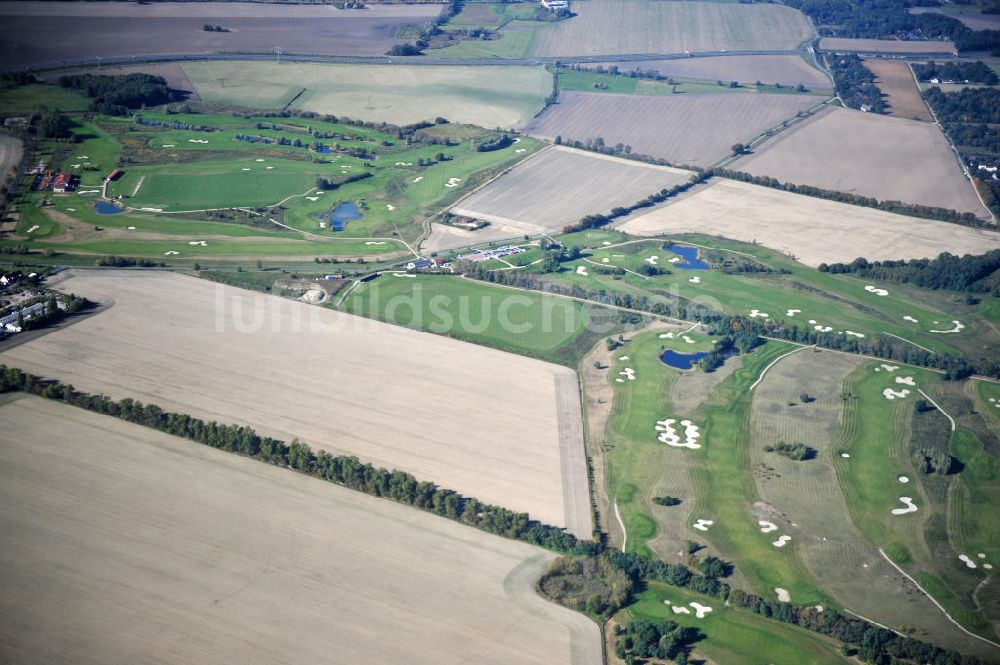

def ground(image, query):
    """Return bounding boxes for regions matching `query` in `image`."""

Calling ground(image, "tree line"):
[0,366,599,558]
[561,173,709,234]
[57,74,184,116]
[819,251,1000,295]
[914,60,999,85]
[829,54,886,113]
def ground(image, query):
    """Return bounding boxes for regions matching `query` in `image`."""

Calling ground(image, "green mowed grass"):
[949,429,999,583]
[434,29,537,59]
[557,68,790,96]
[974,380,1000,430]
[625,583,849,665]
[0,84,90,113]
[342,274,591,361]
[66,120,122,186]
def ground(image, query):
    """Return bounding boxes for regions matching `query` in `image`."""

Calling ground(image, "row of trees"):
[914,60,999,85]
[315,171,372,191]
[0,366,599,557]
[57,73,183,115]
[829,54,886,112]
[697,329,761,372]
[561,173,709,233]
[818,251,1000,295]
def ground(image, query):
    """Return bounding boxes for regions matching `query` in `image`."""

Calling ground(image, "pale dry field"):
[0,395,600,665]
[863,59,933,121]
[592,55,832,89]
[735,107,986,216]
[183,61,551,128]
[422,221,524,253]
[616,178,1000,266]
[0,2,441,66]
[525,91,819,167]
[0,135,24,188]
[910,7,1000,31]
[820,38,956,54]
[530,0,813,56]
[450,146,693,233]
[0,271,591,537]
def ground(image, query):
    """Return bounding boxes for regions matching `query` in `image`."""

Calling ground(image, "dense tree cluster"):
[94,255,164,268]
[614,619,703,664]
[652,496,682,506]
[475,133,514,152]
[35,107,73,139]
[765,441,817,461]
[0,366,599,557]
[315,172,372,191]
[697,330,761,372]
[914,60,999,85]
[57,74,183,115]
[819,251,1000,294]
[829,54,885,112]
[537,555,633,618]
[913,446,956,475]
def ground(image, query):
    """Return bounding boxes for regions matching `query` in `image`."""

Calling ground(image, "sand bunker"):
[813,325,833,333]
[880,364,899,372]
[187,139,209,144]
[758,520,778,534]
[930,320,965,334]
[267,166,274,170]
[773,535,792,548]
[77,190,100,195]
[841,453,851,458]
[669,257,681,263]
[242,168,251,171]
[365,241,386,246]
[864,285,889,297]
[66,208,76,212]
[693,518,714,532]
[161,144,175,148]
[386,204,395,211]
[127,226,136,230]
[681,335,695,344]
[895,376,915,386]
[845,330,865,338]
[670,605,691,615]
[619,368,636,381]
[750,309,770,318]
[164,250,180,256]
[445,177,462,188]
[688,276,701,284]
[187,241,208,247]
[883,388,911,400]
[306,196,319,202]
[575,266,589,276]
[775,588,790,603]
[25,225,39,233]
[659,332,674,339]
[891,497,917,515]
[413,176,423,183]
[645,255,659,265]
[656,418,701,449]
[898,476,909,484]
[959,554,978,569]
[391,272,416,278]
[256,159,265,162]
[689,602,712,618]
[786,309,801,316]
[903,316,918,323]
[619,356,629,361]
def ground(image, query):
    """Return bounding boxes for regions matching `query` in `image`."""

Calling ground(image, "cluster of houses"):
[405,257,451,271]
[0,301,45,334]
[33,170,77,193]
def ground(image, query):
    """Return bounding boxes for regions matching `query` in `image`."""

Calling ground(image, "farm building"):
[406,259,434,270]
[0,302,45,333]
[541,0,569,9]
[51,172,74,193]
[106,168,123,181]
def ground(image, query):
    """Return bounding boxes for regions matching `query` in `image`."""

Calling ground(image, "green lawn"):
[433,30,537,59]
[0,84,91,113]
[624,583,849,665]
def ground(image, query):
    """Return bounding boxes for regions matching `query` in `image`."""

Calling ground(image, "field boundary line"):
[613,500,627,553]
[878,548,1000,650]
[748,344,811,392]
[916,388,956,432]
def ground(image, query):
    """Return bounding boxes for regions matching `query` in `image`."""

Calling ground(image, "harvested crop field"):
[910,7,1000,31]
[530,0,813,56]
[591,55,832,89]
[0,1,442,66]
[616,178,1000,266]
[524,91,821,167]
[0,271,591,538]
[0,136,24,190]
[183,61,551,128]
[44,62,200,99]
[451,146,694,233]
[863,59,932,121]
[0,395,600,665]
[735,106,986,216]
[819,37,956,54]
[422,221,525,253]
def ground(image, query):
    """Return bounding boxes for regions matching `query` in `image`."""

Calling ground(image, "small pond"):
[94,200,124,215]
[665,243,708,270]
[660,349,710,370]
[328,201,362,231]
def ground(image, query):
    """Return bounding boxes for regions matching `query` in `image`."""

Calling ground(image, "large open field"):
[910,6,1000,31]
[819,38,957,54]
[0,1,442,67]
[616,179,1000,265]
[863,59,933,122]
[734,107,987,216]
[524,91,821,167]
[0,394,600,665]
[0,271,591,537]
[591,55,833,89]
[529,0,814,57]
[182,61,551,129]
[450,146,694,233]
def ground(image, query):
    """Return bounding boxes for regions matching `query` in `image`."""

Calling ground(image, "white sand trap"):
[77,190,100,195]
[841,453,850,458]
[979,553,987,559]
[306,196,319,202]
[903,315,919,323]
[127,226,136,230]
[618,368,636,381]
[808,319,817,324]
[66,208,76,212]
[895,376,915,386]
[645,255,659,265]
[671,605,691,615]
[70,163,81,168]
[164,251,180,256]
[930,320,965,334]
[693,518,714,532]
[365,241,386,246]
[891,497,917,515]
[959,554,978,569]
[880,364,899,372]
[161,144,175,148]
[576,266,589,276]
[845,331,865,338]
[656,418,701,449]
[616,378,624,383]
[78,155,88,159]
[25,225,39,233]
[813,325,833,332]
[775,588,790,603]
[669,257,681,263]
[445,177,462,189]
[318,222,327,229]
[242,168,251,171]
[749,309,770,318]
[759,520,778,534]
[602,241,612,246]
[387,204,395,211]
[659,332,675,339]
[883,388,910,400]
[689,602,713,618]
[681,335,695,344]
[139,207,162,212]
[688,276,701,284]
[898,476,909,484]
[267,166,274,170]
[619,356,629,361]
[772,535,792,548]
[864,285,889,296]
[986,564,994,570]
[515,148,526,153]
[602,257,610,263]
[391,272,416,278]
[256,159,265,162]
[413,176,423,183]
[786,309,801,316]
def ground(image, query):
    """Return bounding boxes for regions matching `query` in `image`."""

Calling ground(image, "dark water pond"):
[94,200,123,215]
[665,243,708,270]
[329,201,362,231]
[660,349,710,370]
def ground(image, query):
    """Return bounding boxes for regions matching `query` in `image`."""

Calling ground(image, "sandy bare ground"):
[616,178,1000,266]
[735,106,986,216]
[589,55,833,89]
[819,38,957,54]
[0,135,24,187]
[421,221,524,254]
[0,2,442,66]
[525,91,819,168]
[863,59,932,122]
[450,145,694,233]
[0,394,601,665]
[0,271,591,538]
